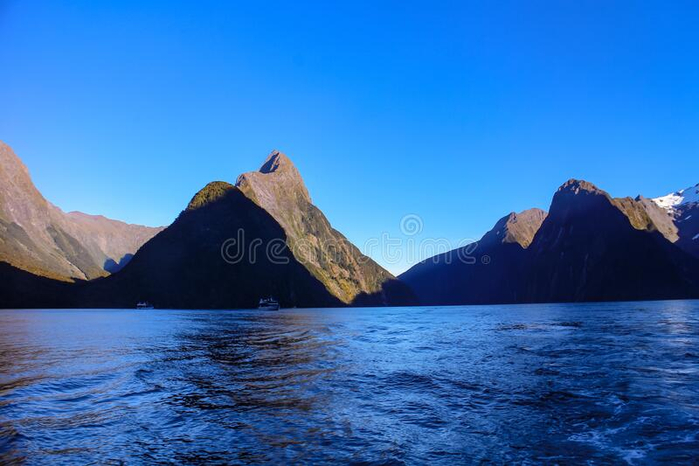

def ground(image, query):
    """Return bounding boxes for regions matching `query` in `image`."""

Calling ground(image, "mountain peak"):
[483,208,548,248]
[259,150,294,174]
[236,150,310,203]
[234,149,406,305]
[558,179,607,196]
[186,181,236,211]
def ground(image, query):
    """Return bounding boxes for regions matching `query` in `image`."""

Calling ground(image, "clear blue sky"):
[1,1,698,274]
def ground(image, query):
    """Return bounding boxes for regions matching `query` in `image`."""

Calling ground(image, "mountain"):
[652,184,699,258]
[0,141,163,280]
[401,180,699,304]
[79,182,341,309]
[652,183,699,212]
[236,150,414,305]
[1,148,413,309]
[522,180,699,302]
[0,261,74,309]
[7,139,695,309]
[613,195,678,242]
[400,209,547,305]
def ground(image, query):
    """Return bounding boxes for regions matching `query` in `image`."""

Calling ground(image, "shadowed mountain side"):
[402,180,699,305]
[0,261,75,308]
[351,278,419,307]
[675,203,699,259]
[78,183,342,309]
[400,209,547,305]
[103,253,134,273]
[521,180,699,302]
[399,243,527,305]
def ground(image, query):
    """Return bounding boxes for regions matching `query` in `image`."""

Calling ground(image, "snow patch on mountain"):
[652,184,699,212]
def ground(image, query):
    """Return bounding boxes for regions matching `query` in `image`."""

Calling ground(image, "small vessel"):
[258,297,280,311]
[136,302,154,310]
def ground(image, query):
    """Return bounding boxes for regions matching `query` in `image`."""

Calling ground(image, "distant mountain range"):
[401,180,699,304]
[1,139,698,308]
[0,141,162,281]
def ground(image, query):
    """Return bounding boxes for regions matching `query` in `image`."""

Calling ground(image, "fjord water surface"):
[1,302,698,464]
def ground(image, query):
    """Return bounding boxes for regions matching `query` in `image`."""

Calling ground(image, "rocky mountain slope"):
[0,141,162,280]
[612,195,678,242]
[401,180,699,304]
[236,150,414,305]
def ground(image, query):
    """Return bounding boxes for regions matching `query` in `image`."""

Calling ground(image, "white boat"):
[258,297,280,311]
[136,302,154,310]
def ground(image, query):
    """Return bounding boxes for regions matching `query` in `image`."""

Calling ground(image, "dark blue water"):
[1,302,699,464]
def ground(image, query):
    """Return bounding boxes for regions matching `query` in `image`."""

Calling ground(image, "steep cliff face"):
[0,141,163,280]
[236,150,414,305]
[0,140,83,279]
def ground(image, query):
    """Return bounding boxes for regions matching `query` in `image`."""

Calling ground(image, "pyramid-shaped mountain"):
[75,151,415,308]
[79,182,342,309]
[236,150,414,306]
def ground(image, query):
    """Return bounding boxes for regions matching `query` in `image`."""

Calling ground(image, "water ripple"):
[1,302,699,463]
